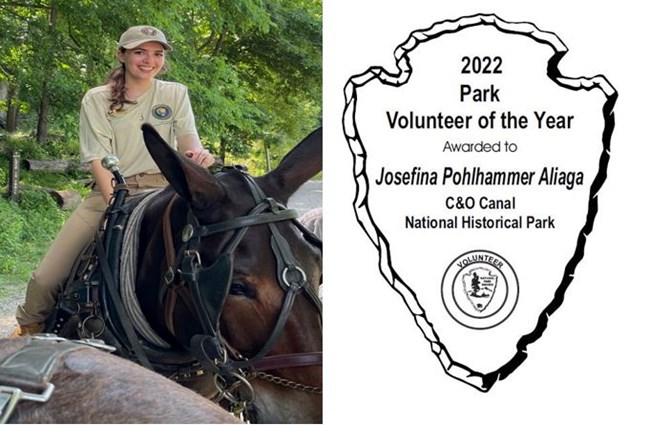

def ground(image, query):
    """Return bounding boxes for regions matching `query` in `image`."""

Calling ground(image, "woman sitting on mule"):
[13,25,215,336]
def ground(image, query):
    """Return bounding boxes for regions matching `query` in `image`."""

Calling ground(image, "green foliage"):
[20,170,91,196]
[1,132,49,159]
[0,188,68,276]
[18,188,69,240]
[0,199,25,273]
[0,131,80,160]
[0,166,82,285]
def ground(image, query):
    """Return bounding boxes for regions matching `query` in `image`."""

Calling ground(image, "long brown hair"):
[105,47,169,113]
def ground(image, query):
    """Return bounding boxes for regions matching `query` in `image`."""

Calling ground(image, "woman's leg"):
[14,175,168,334]
[15,191,106,328]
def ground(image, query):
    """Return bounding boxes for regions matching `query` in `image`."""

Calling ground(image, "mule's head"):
[140,124,322,423]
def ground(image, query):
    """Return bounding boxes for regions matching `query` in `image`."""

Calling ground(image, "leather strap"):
[163,195,179,334]
[0,339,83,394]
[95,230,153,370]
[162,194,179,271]
[253,352,322,372]
[199,208,298,235]
[162,195,200,336]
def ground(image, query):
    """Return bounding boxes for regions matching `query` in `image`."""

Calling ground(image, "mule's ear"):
[142,124,220,208]
[263,127,322,200]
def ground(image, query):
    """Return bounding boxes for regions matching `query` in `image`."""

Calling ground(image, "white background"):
[323,1,648,424]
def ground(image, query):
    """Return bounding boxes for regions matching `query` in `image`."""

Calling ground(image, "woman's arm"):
[90,159,116,204]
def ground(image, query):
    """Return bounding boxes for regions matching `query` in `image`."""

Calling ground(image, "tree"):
[0,2,32,133]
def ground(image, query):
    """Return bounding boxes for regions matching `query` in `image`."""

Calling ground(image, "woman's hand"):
[177,134,215,168]
[184,148,215,168]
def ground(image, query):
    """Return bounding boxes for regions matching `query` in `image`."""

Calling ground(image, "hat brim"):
[121,40,172,51]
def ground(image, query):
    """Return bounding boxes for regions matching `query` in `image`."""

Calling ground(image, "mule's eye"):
[230,281,255,298]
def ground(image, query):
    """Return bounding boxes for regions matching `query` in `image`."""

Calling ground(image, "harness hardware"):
[0,335,115,423]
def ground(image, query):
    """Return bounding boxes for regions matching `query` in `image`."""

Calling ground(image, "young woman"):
[13,25,215,336]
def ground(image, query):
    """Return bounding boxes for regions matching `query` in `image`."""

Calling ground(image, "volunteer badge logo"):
[442,250,518,330]
[152,104,172,120]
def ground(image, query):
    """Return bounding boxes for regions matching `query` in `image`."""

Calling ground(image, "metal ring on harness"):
[213,371,255,408]
[281,265,307,290]
[80,314,106,338]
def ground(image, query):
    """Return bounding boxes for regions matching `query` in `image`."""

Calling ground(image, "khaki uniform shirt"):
[79,79,198,177]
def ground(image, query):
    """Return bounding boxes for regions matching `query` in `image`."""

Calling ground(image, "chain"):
[254,371,322,394]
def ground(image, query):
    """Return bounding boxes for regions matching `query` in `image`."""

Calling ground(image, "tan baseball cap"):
[118,25,172,51]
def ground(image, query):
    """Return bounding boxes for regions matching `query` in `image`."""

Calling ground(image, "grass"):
[0,249,45,297]
[0,170,80,299]
[0,197,69,298]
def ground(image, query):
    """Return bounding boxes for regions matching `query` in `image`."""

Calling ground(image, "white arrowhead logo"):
[463,268,496,314]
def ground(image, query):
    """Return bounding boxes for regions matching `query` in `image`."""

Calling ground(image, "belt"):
[124,173,166,185]
[90,173,166,192]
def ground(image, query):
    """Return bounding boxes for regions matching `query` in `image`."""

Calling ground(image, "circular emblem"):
[152,104,172,120]
[142,27,158,36]
[441,250,519,330]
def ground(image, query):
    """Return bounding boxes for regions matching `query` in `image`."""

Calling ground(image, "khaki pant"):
[15,173,168,326]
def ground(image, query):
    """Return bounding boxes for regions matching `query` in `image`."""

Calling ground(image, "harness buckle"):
[0,383,55,423]
[185,250,203,268]
[265,197,281,214]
